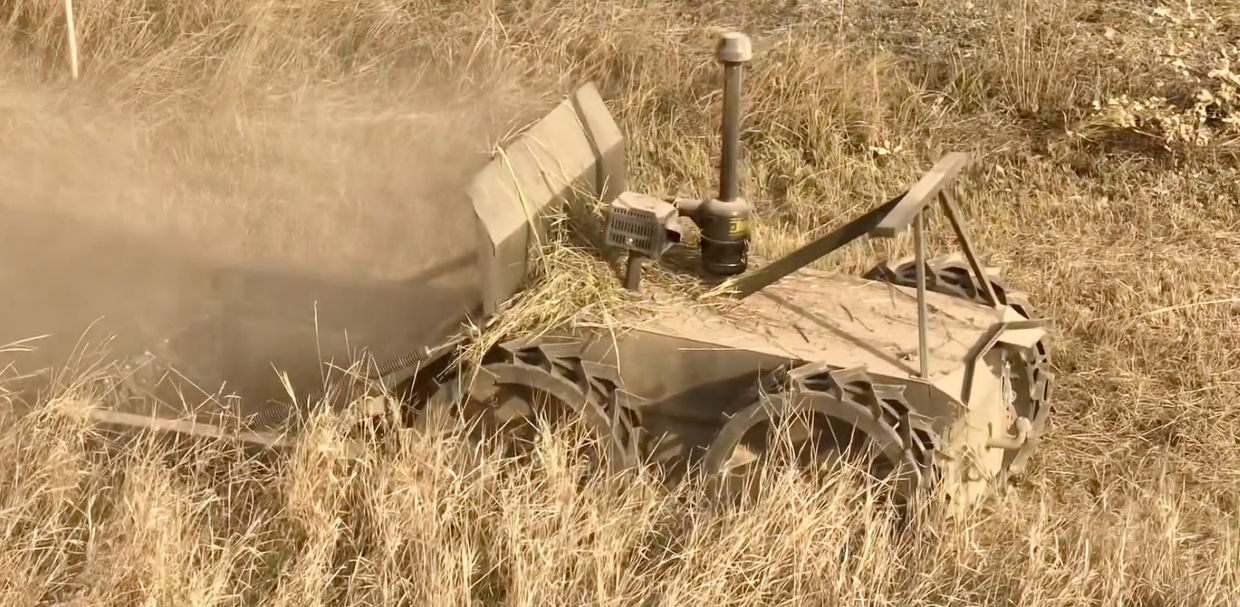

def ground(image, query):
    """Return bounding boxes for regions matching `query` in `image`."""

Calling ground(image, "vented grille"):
[605,206,662,256]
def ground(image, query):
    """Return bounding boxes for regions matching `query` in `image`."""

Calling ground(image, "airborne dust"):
[0,77,515,406]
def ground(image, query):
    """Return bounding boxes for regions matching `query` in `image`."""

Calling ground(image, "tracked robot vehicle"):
[94,32,1053,507]
[389,32,1053,505]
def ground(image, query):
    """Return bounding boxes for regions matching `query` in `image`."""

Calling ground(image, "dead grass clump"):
[457,186,740,367]
[5,0,1240,604]
[3,378,1239,606]
[1073,2,1240,157]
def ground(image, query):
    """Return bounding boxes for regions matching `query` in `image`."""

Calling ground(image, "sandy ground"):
[0,82,504,406]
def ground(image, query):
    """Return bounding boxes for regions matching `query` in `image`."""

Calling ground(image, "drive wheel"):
[866,252,1053,483]
[422,343,629,471]
[996,339,1050,484]
[702,368,935,505]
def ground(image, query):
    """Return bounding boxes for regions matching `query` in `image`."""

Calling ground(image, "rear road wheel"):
[702,367,936,506]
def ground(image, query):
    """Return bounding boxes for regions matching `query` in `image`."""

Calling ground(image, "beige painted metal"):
[621,270,1003,382]
[467,83,627,317]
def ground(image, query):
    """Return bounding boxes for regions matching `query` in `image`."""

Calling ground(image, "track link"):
[702,363,939,500]
[424,338,638,470]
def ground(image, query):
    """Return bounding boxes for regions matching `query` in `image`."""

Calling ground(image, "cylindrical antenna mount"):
[692,31,755,278]
[716,32,752,203]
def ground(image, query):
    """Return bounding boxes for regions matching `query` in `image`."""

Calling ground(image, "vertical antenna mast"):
[695,32,754,277]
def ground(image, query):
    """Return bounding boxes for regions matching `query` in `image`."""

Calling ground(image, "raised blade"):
[467,83,627,317]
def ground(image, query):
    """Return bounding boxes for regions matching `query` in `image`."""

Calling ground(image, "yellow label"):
[728,218,750,235]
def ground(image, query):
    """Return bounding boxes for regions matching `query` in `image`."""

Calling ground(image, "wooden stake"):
[63,0,79,80]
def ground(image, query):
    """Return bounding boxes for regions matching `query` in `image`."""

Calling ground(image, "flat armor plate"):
[623,269,1002,380]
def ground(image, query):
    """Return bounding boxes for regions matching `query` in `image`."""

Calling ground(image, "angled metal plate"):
[995,327,1047,349]
[467,83,627,317]
[996,307,1049,347]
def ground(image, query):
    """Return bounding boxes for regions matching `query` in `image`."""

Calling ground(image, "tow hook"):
[988,417,1032,451]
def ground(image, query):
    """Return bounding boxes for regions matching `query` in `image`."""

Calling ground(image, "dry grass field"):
[4,0,1240,605]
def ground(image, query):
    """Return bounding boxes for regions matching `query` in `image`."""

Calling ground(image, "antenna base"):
[697,196,751,276]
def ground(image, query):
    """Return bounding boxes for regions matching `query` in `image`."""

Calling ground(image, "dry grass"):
[5,0,1240,604]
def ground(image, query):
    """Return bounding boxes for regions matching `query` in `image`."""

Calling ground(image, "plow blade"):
[468,83,627,317]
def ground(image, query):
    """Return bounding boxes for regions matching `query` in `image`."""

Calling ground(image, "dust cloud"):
[0,79,515,408]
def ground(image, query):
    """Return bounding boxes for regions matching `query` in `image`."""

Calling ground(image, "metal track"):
[702,363,939,500]
[424,337,639,470]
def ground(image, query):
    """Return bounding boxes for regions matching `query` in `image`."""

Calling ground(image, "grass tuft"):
[4,0,1240,604]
